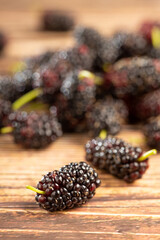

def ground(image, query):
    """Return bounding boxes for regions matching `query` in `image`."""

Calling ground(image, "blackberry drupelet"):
[85,136,149,183]
[42,10,75,31]
[104,57,160,98]
[28,162,101,211]
[9,110,62,148]
[0,99,12,128]
[86,96,128,136]
[144,116,160,149]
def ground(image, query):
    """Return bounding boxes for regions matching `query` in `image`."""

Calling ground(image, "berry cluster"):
[20,19,160,212]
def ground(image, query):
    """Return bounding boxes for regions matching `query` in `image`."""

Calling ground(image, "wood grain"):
[0,1,160,239]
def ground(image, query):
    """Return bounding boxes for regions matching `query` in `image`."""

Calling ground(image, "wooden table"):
[0,1,160,239]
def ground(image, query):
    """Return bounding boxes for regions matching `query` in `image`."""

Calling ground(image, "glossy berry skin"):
[86,96,128,136]
[35,162,101,211]
[104,57,160,98]
[9,110,62,149]
[42,10,75,31]
[85,136,149,183]
[144,116,160,149]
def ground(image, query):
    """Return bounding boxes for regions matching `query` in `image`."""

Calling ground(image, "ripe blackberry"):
[111,32,149,58]
[42,10,75,31]
[148,47,160,59]
[51,93,86,132]
[86,96,128,136]
[25,51,55,70]
[27,162,101,212]
[133,89,160,121]
[9,110,62,148]
[61,71,96,115]
[67,45,95,71]
[51,71,96,132]
[74,26,103,50]
[144,116,160,149]
[139,20,160,43]
[0,32,7,52]
[85,136,153,183]
[0,99,12,128]
[0,76,18,102]
[104,57,160,98]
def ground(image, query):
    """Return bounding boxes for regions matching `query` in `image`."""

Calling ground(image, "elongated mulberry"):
[9,110,62,148]
[27,162,101,211]
[86,96,128,136]
[85,136,152,183]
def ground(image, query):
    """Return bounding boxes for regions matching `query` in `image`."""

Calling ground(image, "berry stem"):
[138,149,157,161]
[99,129,107,139]
[12,88,43,111]
[26,185,45,194]
[151,27,160,49]
[78,70,103,85]
[0,126,13,134]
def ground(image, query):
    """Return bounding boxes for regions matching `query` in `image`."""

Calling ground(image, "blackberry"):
[65,71,96,117]
[42,10,75,31]
[148,47,160,59]
[139,20,160,43]
[51,93,86,132]
[144,116,160,149]
[74,26,103,50]
[51,71,96,132]
[0,32,7,52]
[104,57,160,98]
[96,32,149,68]
[133,89,160,121]
[0,69,35,103]
[0,76,18,102]
[85,136,153,183]
[0,99,12,128]
[111,32,149,58]
[27,162,101,212]
[86,96,128,136]
[25,51,55,70]
[67,45,95,71]
[9,110,62,148]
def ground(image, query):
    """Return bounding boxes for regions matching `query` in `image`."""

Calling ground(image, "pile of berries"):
[13,18,159,211]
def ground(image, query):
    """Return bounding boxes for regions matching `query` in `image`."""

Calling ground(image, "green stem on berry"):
[151,27,160,49]
[11,61,26,74]
[12,88,43,111]
[78,70,103,85]
[99,129,107,139]
[0,126,13,134]
[102,62,111,72]
[26,185,45,194]
[138,149,157,162]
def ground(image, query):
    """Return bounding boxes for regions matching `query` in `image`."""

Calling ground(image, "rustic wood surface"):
[0,1,160,239]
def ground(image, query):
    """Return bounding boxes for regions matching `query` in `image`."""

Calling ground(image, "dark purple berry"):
[34,162,100,211]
